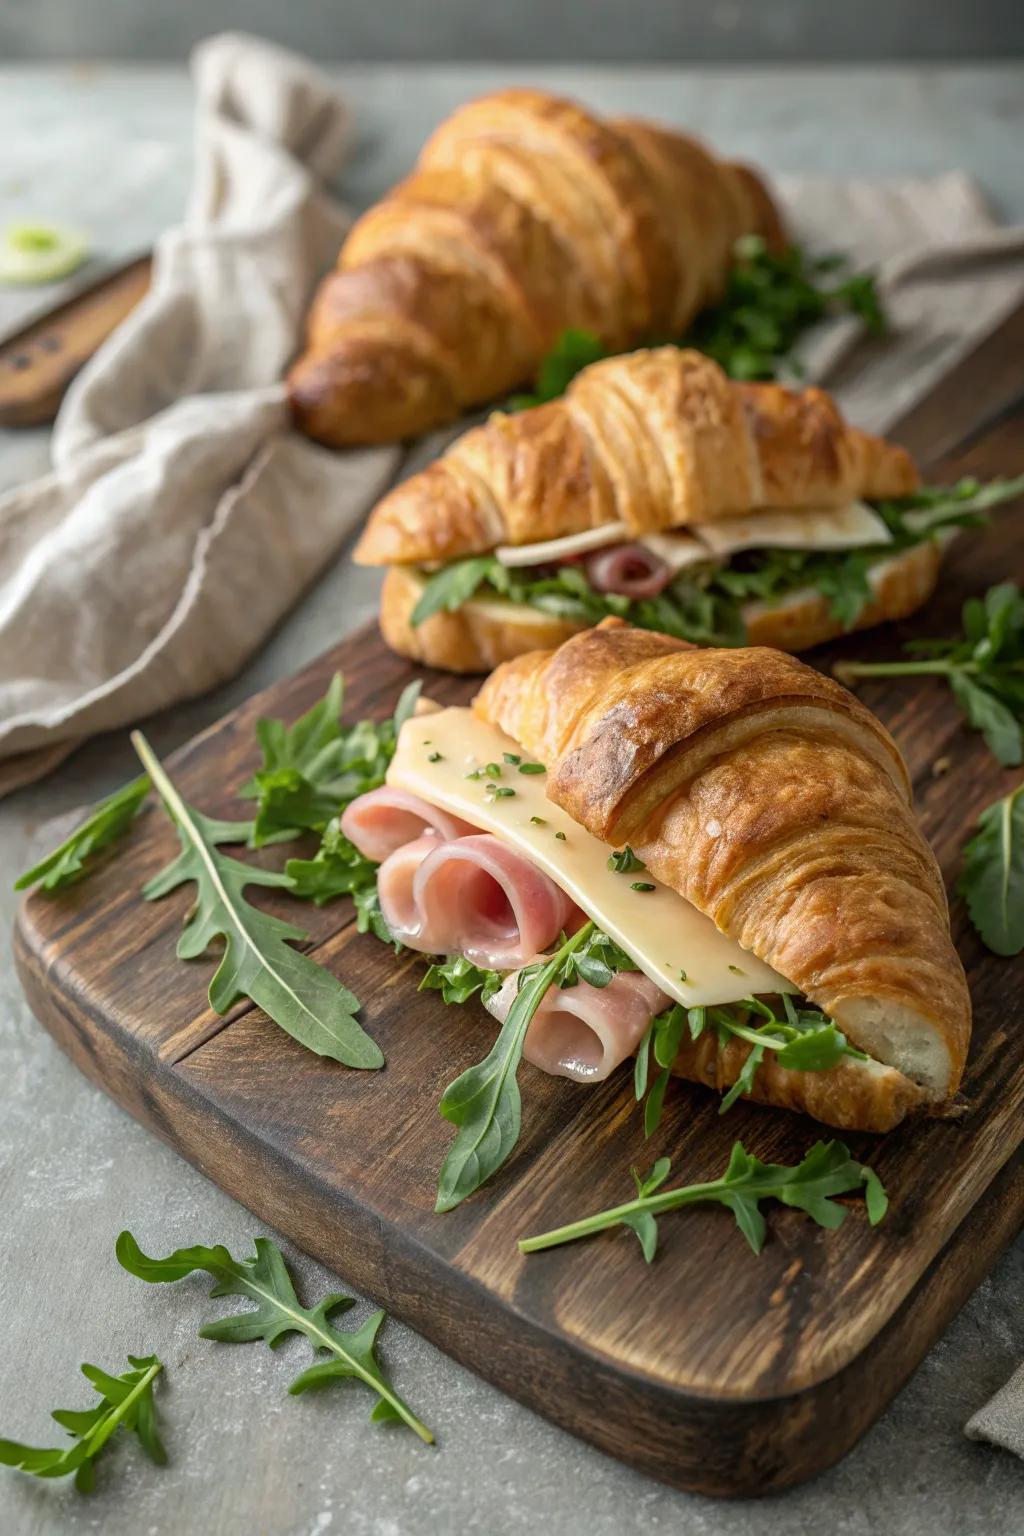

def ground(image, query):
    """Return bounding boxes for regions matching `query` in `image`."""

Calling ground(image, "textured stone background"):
[1,58,1023,1536]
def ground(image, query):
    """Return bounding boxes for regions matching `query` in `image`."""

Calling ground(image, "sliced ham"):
[583,542,673,598]
[486,963,671,1083]
[341,787,476,862]
[388,833,580,966]
[375,834,450,952]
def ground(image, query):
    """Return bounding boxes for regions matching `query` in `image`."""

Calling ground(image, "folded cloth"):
[1,40,1023,798]
[965,1362,1024,1460]
[0,32,401,795]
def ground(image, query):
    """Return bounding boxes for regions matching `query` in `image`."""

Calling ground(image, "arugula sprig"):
[116,1232,432,1444]
[507,238,886,411]
[959,782,1024,956]
[243,674,421,846]
[0,1354,165,1492]
[435,923,595,1211]
[131,731,382,1070]
[15,775,151,894]
[518,1139,888,1262]
[420,955,503,1006]
[635,995,864,1135]
[835,581,1024,766]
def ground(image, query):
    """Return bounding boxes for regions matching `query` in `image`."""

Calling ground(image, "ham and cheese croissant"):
[474,618,971,1120]
[354,346,932,670]
[288,89,784,445]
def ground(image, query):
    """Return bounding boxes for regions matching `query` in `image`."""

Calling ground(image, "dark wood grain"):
[13,335,1024,1497]
[0,255,151,427]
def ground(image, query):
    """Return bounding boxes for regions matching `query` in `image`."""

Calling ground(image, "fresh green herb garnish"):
[529,815,547,826]
[484,763,502,778]
[285,818,377,906]
[519,1138,887,1261]
[14,775,151,893]
[242,674,421,846]
[508,240,886,411]
[835,581,1024,766]
[410,478,1023,647]
[959,782,1024,955]
[435,924,596,1211]
[554,830,566,841]
[635,995,863,1134]
[132,731,381,1070]
[487,786,516,799]
[0,1354,165,1492]
[607,845,646,874]
[630,881,655,892]
[421,955,504,1006]
[518,762,546,774]
[503,752,521,764]
[427,751,443,763]
[115,1232,432,1443]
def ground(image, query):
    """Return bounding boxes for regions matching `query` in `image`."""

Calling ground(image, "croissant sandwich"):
[288,88,784,445]
[353,346,1002,670]
[341,620,970,1145]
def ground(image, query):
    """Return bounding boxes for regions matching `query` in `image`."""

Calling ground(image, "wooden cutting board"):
[13,321,1024,1497]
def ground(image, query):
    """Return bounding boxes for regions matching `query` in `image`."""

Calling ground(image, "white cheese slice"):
[494,522,628,566]
[388,706,794,1008]
[693,501,892,558]
[634,530,712,573]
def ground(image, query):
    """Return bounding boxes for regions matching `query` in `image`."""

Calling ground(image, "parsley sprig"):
[518,1139,888,1262]
[0,1354,165,1492]
[635,996,863,1135]
[835,581,1024,766]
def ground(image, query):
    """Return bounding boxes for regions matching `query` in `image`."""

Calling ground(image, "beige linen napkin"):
[2,40,1024,801]
[0,32,401,794]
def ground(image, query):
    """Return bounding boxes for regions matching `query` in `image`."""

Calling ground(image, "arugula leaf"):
[507,240,886,411]
[519,1138,887,1261]
[435,923,595,1212]
[420,955,504,1006]
[410,557,498,627]
[285,818,378,906]
[131,731,382,1070]
[243,675,422,846]
[0,1354,164,1492]
[14,775,150,893]
[352,883,401,951]
[835,581,1024,766]
[959,783,1024,956]
[115,1232,432,1443]
[638,995,862,1134]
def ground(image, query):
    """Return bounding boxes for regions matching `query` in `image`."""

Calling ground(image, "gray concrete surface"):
[2,0,1023,65]
[1,62,1023,1536]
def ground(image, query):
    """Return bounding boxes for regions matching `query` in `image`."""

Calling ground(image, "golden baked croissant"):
[288,89,784,445]
[354,346,929,671]
[474,618,971,1119]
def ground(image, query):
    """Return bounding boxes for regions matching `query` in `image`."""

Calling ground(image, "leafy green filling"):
[408,477,1022,646]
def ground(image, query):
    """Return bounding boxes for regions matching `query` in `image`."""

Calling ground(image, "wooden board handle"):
[0,255,152,428]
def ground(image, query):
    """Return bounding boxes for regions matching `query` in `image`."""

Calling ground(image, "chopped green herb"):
[484,763,502,778]
[518,762,546,775]
[503,752,521,765]
[608,845,646,874]
[529,815,547,826]
[487,786,516,799]
[630,881,656,893]
[554,831,567,841]
[427,751,443,763]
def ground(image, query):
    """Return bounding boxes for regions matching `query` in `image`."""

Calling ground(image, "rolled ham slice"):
[583,542,673,598]
[341,787,476,862]
[378,833,579,966]
[486,963,671,1083]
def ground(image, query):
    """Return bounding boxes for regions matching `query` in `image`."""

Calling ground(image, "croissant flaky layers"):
[474,619,971,1119]
[355,347,918,564]
[288,89,785,445]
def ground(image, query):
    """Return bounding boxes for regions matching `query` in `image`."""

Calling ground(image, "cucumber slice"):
[0,221,90,285]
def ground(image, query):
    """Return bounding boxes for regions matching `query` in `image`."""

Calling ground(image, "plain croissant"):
[474,618,971,1123]
[288,89,784,445]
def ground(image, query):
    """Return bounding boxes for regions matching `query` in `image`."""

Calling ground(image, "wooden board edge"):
[15,918,1024,1496]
